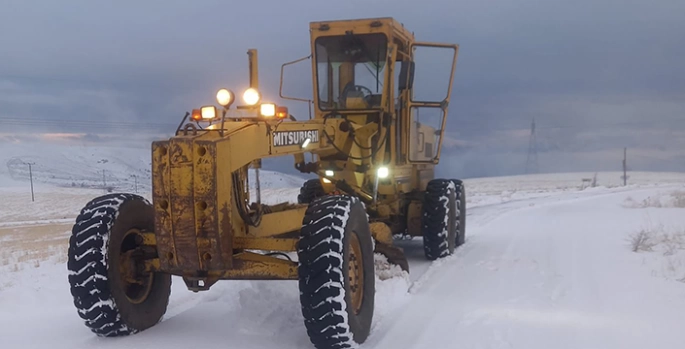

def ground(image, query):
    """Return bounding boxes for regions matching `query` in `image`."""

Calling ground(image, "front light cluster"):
[216,87,263,106]
[214,87,261,109]
[192,87,288,122]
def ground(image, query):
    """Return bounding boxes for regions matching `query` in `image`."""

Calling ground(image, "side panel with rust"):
[151,141,174,270]
[156,138,201,272]
[152,136,235,276]
[194,140,232,270]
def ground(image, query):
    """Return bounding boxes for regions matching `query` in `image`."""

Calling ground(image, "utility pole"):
[27,162,35,202]
[622,147,628,186]
[102,169,107,189]
[131,174,138,193]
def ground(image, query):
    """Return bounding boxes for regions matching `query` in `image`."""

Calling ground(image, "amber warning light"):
[276,106,288,119]
[191,108,202,121]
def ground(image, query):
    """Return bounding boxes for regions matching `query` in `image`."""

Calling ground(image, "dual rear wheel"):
[421,178,466,260]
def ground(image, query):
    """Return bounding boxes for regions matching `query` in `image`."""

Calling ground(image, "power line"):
[0,117,178,131]
[0,73,190,90]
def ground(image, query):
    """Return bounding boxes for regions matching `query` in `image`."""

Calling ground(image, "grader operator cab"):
[66,17,464,349]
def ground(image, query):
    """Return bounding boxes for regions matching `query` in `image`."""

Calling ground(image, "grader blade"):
[374,242,410,273]
[369,221,409,272]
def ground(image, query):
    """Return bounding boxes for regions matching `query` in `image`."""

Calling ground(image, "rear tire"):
[297,178,325,204]
[451,179,466,247]
[422,179,457,260]
[67,193,171,337]
[297,195,375,348]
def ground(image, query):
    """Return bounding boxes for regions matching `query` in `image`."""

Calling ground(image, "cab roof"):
[309,17,414,42]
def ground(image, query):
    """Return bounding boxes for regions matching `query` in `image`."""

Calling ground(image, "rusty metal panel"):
[213,137,236,266]
[216,174,234,268]
[166,138,201,272]
[193,140,232,270]
[151,140,175,270]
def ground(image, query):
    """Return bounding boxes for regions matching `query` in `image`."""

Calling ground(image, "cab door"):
[403,42,459,164]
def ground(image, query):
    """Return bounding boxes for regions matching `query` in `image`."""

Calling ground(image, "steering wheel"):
[340,83,373,108]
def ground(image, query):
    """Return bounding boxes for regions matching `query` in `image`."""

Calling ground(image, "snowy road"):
[367,187,685,349]
[2,182,685,348]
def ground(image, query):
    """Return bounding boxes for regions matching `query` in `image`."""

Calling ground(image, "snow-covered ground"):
[1,139,685,348]
[370,185,685,349]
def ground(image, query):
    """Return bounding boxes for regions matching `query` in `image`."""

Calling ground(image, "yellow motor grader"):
[66,17,464,349]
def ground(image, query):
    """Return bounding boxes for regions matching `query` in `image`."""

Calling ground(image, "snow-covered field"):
[0,134,306,193]
[1,140,685,348]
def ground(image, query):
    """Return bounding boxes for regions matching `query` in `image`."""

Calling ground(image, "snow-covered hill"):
[0,134,307,193]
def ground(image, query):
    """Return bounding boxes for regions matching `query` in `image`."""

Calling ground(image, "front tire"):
[67,193,171,337]
[297,195,375,348]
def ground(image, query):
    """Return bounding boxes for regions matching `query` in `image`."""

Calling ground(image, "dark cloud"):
[1,0,683,177]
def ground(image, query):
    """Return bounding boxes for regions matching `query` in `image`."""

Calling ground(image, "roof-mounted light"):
[260,103,276,118]
[191,106,218,121]
[275,106,288,119]
[200,106,218,120]
[243,88,261,106]
[216,88,235,107]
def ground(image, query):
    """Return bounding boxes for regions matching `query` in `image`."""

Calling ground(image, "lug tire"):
[297,178,325,204]
[422,179,457,260]
[297,195,375,349]
[67,193,171,337]
[450,179,466,247]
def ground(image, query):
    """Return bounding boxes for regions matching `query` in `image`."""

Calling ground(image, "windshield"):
[314,33,387,110]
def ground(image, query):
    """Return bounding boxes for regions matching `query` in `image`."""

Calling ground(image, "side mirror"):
[399,61,415,90]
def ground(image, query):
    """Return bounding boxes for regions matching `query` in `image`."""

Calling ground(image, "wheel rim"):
[348,231,364,314]
[119,228,154,304]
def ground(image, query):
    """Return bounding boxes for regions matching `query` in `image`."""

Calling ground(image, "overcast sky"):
[1,0,684,177]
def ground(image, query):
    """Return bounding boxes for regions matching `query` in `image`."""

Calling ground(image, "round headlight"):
[216,88,234,107]
[377,167,389,179]
[243,88,261,106]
